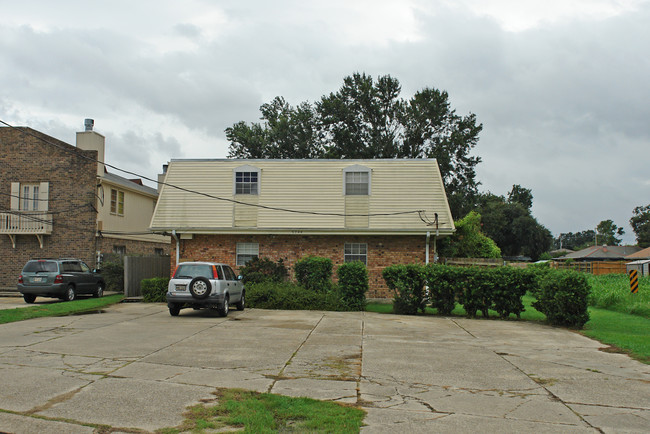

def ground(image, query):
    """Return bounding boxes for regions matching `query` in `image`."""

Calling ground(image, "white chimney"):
[76,119,105,177]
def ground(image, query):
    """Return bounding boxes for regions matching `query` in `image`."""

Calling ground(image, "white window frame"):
[21,184,40,211]
[233,165,261,195]
[236,242,259,266]
[343,165,371,196]
[11,182,49,211]
[344,243,368,265]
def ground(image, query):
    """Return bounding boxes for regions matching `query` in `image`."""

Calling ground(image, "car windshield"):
[175,264,213,279]
[23,261,58,273]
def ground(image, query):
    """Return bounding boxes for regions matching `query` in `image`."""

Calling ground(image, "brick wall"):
[171,233,430,298]
[0,127,98,289]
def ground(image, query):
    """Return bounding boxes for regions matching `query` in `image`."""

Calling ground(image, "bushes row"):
[141,277,170,302]
[382,264,590,328]
[236,256,369,311]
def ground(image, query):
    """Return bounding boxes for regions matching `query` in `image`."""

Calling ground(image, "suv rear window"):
[23,261,58,273]
[174,264,213,279]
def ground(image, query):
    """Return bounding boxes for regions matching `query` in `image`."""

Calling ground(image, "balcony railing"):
[0,212,53,235]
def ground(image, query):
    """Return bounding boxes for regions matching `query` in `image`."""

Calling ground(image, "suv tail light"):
[212,265,219,279]
[54,275,63,284]
[171,266,179,278]
[18,275,23,284]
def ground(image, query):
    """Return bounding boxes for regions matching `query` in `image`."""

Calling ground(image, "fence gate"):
[124,256,170,297]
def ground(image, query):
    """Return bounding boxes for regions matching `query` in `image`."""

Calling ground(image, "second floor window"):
[345,172,369,195]
[111,189,125,216]
[235,172,258,195]
[21,184,40,211]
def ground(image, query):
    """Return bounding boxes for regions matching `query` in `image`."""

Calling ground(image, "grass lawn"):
[0,294,124,324]
[366,296,650,364]
[160,388,366,434]
[587,274,650,318]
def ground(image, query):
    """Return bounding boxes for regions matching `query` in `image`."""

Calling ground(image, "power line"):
[1,119,430,218]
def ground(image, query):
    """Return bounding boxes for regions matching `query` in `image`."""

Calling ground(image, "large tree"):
[477,188,552,261]
[630,204,650,248]
[554,230,596,250]
[226,73,483,219]
[595,219,625,246]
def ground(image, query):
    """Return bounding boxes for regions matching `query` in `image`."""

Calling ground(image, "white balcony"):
[0,212,53,248]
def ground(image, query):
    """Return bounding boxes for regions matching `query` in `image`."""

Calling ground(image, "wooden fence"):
[443,258,505,268]
[124,256,171,297]
[551,261,627,275]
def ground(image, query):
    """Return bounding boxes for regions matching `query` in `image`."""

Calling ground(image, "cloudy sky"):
[2,0,648,244]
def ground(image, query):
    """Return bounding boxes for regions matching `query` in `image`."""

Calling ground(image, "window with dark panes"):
[235,172,258,195]
[344,243,368,265]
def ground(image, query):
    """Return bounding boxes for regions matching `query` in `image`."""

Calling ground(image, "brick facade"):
[0,127,171,290]
[172,233,430,298]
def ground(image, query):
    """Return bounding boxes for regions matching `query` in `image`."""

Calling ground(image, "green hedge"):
[246,282,347,311]
[239,257,289,285]
[383,263,590,328]
[141,277,170,302]
[382,264,427,315]
[532,270,590,328]
[294,256,333,292]
[337,261,368,311]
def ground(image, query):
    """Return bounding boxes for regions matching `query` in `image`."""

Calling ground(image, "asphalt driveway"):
[0,301,648,433]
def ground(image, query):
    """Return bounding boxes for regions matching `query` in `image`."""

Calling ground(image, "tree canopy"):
[437,211,501,259]
[630,204,650,248]
[226,72,483,219]
[476,187,552,261]
[595,219,625,246]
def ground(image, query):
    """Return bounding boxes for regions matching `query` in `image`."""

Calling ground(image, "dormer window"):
[233,165,260,195]
[343,165,371,195]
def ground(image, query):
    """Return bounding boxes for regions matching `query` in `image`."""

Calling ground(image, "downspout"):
[172,230,179,266]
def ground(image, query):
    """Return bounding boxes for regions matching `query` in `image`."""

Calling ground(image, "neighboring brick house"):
[0,121,170,291]
[150,159,455,298]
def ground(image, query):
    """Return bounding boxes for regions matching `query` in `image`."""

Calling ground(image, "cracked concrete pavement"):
[0,300,648,433]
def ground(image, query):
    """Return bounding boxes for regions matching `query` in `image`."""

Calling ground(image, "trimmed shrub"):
[294,256,333,292]
[141,277,170,302]
[101,258,124,292]
[532,270,590,328]
[424,264,459,315]
[490,267,533,319]
[382,264,427,315]
[239,257,289,285]
[246,282,346,311]
[337,261,368,311]
[459,267,495,318]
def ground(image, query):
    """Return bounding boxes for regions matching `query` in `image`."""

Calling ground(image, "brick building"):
[151,159,455,298]
[0,122,169,291]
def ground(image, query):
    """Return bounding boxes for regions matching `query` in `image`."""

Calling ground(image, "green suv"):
[18,259,105,303]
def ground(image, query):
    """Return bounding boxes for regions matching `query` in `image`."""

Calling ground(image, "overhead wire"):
[0,119,432,219]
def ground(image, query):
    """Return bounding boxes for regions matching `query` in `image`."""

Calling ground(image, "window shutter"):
[10,182,20,210]
[39,182,49,211]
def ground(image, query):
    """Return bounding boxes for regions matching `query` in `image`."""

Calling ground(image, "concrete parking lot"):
[0,300,648,433]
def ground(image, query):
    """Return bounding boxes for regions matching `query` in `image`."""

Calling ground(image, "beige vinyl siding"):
[234,195,259,227]
[150,159,454,233]
[345,196,369,228]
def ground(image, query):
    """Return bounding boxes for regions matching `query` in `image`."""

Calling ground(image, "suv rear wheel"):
[63,285,76,302]
[169,303,181,316]
[218,296,229,317]
[23,294,36,304]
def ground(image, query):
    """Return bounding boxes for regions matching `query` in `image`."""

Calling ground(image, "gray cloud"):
[1,1,648,244]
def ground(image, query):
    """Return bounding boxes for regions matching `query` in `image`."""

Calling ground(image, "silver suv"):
[166,262,245,317]
[18,258,105,303]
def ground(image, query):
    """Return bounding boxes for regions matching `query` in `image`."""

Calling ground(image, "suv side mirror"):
[237,275,242,280]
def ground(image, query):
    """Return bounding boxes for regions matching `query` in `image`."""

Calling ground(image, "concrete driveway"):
[0,301,648,433]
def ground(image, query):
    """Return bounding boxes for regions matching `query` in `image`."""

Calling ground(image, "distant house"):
[0,121,170,291]
[625,246,650,260]
[150,159,455,297]
[559,245,642,261]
